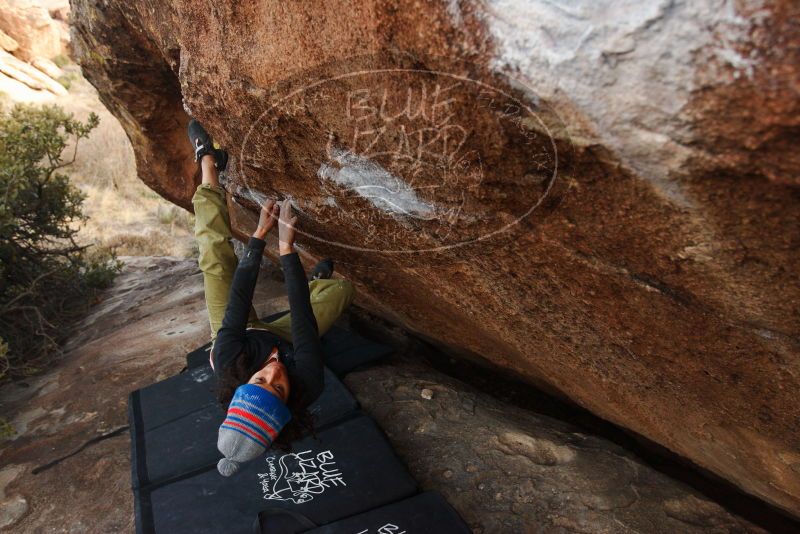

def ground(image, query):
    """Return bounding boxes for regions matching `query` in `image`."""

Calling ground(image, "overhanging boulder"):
[70,0,800,515]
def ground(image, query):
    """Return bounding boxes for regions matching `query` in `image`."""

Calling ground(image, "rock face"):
[0,0,69,99]
[69,0,800,515]
[0,0,68,61]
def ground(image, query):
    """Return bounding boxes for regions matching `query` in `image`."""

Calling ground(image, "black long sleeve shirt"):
[211,237,324,407]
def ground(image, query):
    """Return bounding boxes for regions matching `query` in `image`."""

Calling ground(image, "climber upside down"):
[187,119,355,476]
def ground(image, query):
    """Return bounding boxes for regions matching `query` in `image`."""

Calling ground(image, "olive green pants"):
[192,184,354,343]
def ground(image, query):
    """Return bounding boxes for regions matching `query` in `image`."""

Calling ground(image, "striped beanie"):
[216,384,292,476]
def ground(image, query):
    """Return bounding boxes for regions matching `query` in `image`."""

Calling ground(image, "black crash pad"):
[185,341,213,370]
[135,415,417,534]
[255,491,471,534]
[318,326,394,378]
[305,491,470,534]
[130,367,359,489]
[137,326,387,432]
[185,326,394,378]
[131,364,217,432]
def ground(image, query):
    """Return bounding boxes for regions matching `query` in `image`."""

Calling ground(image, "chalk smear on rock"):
[318,147,436,220]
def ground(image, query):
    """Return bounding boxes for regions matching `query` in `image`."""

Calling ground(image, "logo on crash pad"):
[257,449,346,504]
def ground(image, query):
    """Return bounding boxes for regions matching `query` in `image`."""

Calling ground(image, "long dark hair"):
[216,351,316,451]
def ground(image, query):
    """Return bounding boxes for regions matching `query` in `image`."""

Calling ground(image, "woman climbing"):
[188,119,355,476]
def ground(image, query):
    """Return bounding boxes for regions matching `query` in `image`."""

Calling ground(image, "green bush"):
[52,54,71,69]
[57,72,79,90]
[0,104,121,380]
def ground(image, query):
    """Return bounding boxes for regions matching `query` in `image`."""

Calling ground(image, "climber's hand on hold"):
[278,198,297,255]
[253,199,279,240]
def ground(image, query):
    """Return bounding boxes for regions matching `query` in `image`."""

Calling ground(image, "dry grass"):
[49,64,195,258]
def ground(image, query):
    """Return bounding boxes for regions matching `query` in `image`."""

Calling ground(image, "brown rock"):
[0,48,66,94]
[0,51,43,90]
[0,465,27,530]
[43,0,68,22]
[69,0,800,515]
[31,55,61,79]
[0,28,17,52]
[0,0,68,61]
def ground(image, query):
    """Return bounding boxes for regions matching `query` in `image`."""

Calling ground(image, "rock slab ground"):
[0,257,768,532]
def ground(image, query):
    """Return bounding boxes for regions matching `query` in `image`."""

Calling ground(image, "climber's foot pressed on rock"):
[188,119,228,171]
[310,258,334,281]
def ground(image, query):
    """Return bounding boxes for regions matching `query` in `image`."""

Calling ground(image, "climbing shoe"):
[187,119,228,171]
[309,258,334,281]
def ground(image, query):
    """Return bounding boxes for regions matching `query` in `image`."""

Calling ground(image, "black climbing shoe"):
[188,119,212,160]
[188,119,228,171]
[309,258,334,281]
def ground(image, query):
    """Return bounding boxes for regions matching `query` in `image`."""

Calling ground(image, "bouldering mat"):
[138,325,386,434]
[130,367,359,489]
[185,326,394,377]
[318,326,395,378]
[135,415,417,534]
[254,491,471,534]
[130,364,216,432]
[185,341,212,370]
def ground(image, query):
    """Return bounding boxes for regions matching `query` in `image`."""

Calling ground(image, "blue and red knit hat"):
[216,384,292,476]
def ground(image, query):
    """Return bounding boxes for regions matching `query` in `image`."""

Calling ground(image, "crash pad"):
[317,326,394,378]
[130,367,359,489]
[130,364,216,432]
[135,415,417,534]
[254,491,470,533]
[136,324,389,437]
[185,340,212,370]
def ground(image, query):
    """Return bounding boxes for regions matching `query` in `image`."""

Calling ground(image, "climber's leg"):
[253,278,355,343]
[191,127,258,340]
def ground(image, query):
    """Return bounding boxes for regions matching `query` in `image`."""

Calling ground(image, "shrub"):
[52,54,71,69]
[57,72,79,90]
[0,104,121,380]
